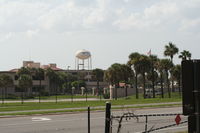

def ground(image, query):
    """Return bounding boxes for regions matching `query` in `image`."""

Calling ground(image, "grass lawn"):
[1,94,99,101]
[0,93,182,113]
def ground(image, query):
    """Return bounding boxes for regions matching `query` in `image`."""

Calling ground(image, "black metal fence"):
[105,102,188,133]
[0,88,106,104]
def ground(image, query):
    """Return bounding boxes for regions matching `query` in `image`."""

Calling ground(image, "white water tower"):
[75,49,92,70]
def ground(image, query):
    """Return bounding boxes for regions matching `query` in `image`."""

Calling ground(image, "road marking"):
[32,117,51,121]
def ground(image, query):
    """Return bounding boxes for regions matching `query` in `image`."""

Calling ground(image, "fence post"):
[145,115,148,132]
[105,102,111,133]
[88,106,90,133]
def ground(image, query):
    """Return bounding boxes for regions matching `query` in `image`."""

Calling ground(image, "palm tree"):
[147,70,158,95]
[18,74,32,104]
[179,50,192,61]
[149,55,158,98]
[164,42,178,97]
[17,67,32,96]
[92,68,104,97]
[120,64,134,98]
[164,42,179,63]
[156,59,165,98]
[128,52,141,99]
[46,70,65,103]
[0,74,14,104]
[46,68,57,95]
[35,68,45,103]
[17,67,32,76]
[160,59,173,98]
[136,55,151,98]
[104,63,122,100]
[171,65,181,95]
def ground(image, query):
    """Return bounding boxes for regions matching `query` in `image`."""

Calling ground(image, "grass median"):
[0,93,182,116]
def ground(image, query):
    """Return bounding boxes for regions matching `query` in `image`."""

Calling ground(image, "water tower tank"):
[75,49,91,60]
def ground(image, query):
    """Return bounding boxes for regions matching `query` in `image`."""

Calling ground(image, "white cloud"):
[113,1,179,30]
[143,2,179,19]
[179,18,200,33]
[0,32,15,42]
[0,0,200,34]
[83,0,109,28]
[26,29,40,38]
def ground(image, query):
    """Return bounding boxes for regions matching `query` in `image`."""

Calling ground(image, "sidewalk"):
[2,98,100,103]
[0,102,181,114]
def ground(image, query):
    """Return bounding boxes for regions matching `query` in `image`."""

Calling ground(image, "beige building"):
[0,61,109,96]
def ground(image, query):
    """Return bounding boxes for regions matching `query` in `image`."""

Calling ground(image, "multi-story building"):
[0,61,108,96]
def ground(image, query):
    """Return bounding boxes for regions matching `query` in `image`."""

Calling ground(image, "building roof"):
[41,65,63,71]
[9,69,19,73]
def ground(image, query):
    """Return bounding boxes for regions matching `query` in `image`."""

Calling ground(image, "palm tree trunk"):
[97,80,102,100]
[135,73,138,99]
[2,88,4,104]
[161,73,164,98]
[55,87,58,103]
[5,88,7,99]
[97,80,99,96]
[115,82,118,100]
[39,80,41,103]
[166,72,171,98]
[151,60,155,98]
[143,73,146,99]
[21,91,24,104]
[152,70,155,98]
[172,79,175,92]
[125,84,128,98]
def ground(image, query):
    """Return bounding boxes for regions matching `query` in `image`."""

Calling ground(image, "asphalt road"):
[0,107,187,133]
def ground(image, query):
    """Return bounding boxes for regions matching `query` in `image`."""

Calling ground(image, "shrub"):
[103,93,110,99]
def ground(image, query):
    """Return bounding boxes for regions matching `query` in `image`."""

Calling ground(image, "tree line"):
[104,42,191,99]
[0,42,192,102]
[0,67,93,104]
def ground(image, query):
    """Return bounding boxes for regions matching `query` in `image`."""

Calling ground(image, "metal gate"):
[105,102,188,133]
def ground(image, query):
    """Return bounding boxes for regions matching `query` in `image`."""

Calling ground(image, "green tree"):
[128,52,141,99]
[104,63,123,100]
[18,74,32,104]
[92,68,104,96]
[17,67,33,96]
[62,73,78,94]
[164,42,179,96]
[164,42,179,63]
[0,74,14,104]
[120,64,134,98]
[17,67,32,76]
[104,63,122,87]
[160,59,173,98]
[179,50,192,61]
[171,65,181,95]
[149,55,158,98]
[120,64,133,83]
[46,68,57,95]
[71,80,86,90]
[156,59,165,98]
[136,55,151,98]
[35,68,45,103]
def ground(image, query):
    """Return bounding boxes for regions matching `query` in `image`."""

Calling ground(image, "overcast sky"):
[0,0,200,70]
